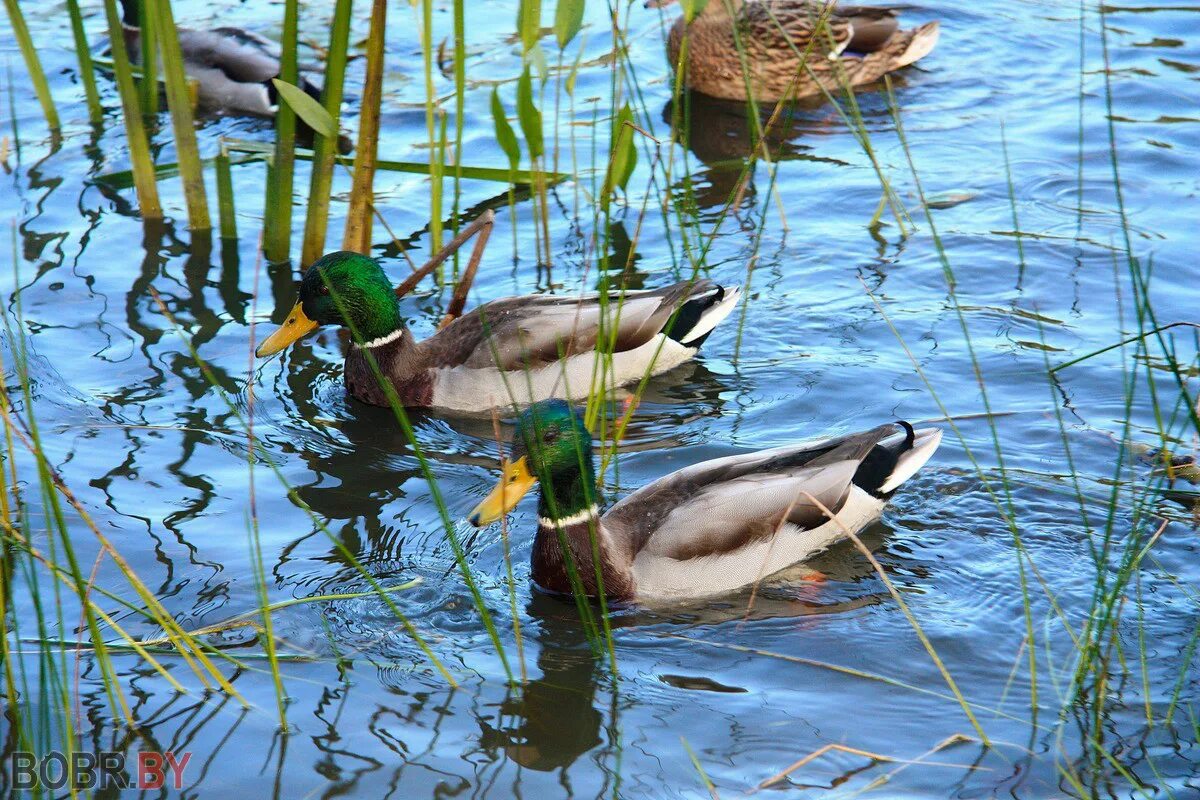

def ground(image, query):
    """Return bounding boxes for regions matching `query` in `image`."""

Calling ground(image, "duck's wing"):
[424,280,737,371]
[741,1,854,57]
[603,425,900,564]
[832,6,901,53]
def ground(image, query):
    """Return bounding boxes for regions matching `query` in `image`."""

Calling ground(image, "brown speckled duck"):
[255,252,740,413]
[469,400,942,602]
[651,0,940,102]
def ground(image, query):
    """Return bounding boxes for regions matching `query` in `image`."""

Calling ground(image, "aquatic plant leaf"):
[516,66,545,159]
[517,0,542,52]
[491,88,521,172]
[271,78,337,139]
[604,102,637,204]
[555,0,585,49]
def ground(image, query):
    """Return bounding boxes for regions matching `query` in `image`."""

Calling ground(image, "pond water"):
[2,0,1199,797]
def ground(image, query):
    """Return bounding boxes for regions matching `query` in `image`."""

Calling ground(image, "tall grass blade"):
[152,0,210,230]
[343,0,387,254]
[102,0,162,218]
[215,146,237,240]
[263,0,298,262]
[65,0,103,123]
[300,0,352,267]
[3,0,59,130]
[136,0,158,114]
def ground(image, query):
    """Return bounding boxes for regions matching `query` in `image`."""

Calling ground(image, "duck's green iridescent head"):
[468,400,595,526]
[255,251,402,357]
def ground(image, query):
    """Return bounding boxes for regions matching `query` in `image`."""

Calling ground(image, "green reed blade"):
[299,0,351,267]
[102,0,162,217]
[215,149,237,240]
[491,88,522,176]
[517,0,542,52]
[95,146,562,191]
[2,0,59,130]
[419,0,443,253]
[516,66,544,162]
[136,0,158,114]
[342,0,387,253]
[152,0,210,230]
[65,0,103,123]
[554,0,584,48]
[263,0,298,262]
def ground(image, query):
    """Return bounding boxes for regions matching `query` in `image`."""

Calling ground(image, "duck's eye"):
[318,284,331,296]
[543,429,559,443]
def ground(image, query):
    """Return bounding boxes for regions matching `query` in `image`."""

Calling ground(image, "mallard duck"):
[651,0,940,103]
[255,252,741,413]
[468,400,942,601]
[118,0,323,119]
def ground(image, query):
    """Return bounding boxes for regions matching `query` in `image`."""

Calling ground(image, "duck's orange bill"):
[469,456,536,526]
[256,302,318,357]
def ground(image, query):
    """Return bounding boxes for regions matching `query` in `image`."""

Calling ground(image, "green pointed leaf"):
[517,0,542,52]
[609,103,637,191]
[554,0,584,49]
[491,88,521,172]
[271,78,337,139]
[516,66,544,160]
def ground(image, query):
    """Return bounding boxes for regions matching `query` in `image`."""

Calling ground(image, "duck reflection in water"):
[478,595,607,772]
[662,84,903,211]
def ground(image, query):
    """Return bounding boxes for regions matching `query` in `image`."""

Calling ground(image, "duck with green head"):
[469,400,943,602]
[256,252,741,413]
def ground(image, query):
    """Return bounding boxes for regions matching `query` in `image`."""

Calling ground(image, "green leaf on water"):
[554,0,585,49]
[271,78,337,139]
[491,88,521,173]
[608,102,637,192]
[516,66,544,159]
[517,0,542,52]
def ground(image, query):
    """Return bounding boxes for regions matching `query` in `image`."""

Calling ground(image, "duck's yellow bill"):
[256,303,318,357]
[469,456,536,526]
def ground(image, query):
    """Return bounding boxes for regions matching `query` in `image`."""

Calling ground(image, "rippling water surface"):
[2,0,1198,796]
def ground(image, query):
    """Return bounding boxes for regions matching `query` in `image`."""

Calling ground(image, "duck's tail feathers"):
[877,425,942,495]
[892,21,940,69]
[668,284,741,348]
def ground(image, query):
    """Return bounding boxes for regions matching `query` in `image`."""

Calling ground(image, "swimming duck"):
[651,0,940,103]
[255,252,741,413]
[118,0,324,120]
[468,400,942,601]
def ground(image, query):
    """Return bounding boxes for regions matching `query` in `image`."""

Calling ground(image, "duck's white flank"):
[630,485,886,600]
[429,335,697,412]
[539,504,600,529]
[631,427,944,601]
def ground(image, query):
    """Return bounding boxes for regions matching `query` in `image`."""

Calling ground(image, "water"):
[2,0,1199,796]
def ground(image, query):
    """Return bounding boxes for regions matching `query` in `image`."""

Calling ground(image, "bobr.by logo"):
[10,751,191,791]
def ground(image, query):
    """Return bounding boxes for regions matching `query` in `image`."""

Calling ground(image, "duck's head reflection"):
[478,595,606,771]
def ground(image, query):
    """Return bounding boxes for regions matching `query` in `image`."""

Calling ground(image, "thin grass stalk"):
[342,0,386,253]
[215,147,237,240]
[102,0,162,217]
[152,0,210,229]
[300,0,352,266]
[450,0,466,272]
[420,0,444,253]
[2,0,58,130]
[137,0,158,114]
[65,0,103,123]
[263,0,298,261]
